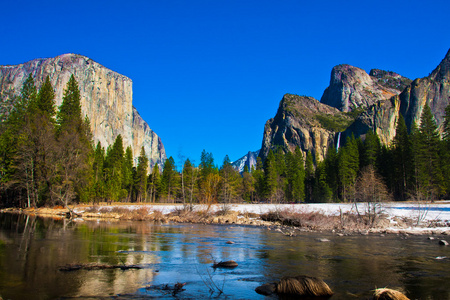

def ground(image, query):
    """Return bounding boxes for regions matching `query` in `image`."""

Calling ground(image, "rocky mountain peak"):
[429,48,450,82]
[320,64,410,112]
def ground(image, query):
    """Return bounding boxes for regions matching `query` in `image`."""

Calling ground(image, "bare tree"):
[354,165,392,226]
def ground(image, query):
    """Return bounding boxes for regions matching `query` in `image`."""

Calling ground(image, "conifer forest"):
[1,74,450,208]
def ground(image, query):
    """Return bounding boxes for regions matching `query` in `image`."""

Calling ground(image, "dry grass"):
[260,206,389,231]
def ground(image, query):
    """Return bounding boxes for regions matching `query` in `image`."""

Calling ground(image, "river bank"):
[2,202,450,236]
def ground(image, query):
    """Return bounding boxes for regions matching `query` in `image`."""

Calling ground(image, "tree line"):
[1,74,450,208]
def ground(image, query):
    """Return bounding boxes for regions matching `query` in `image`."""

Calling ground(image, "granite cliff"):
[260,94,353,162]
[342,48,450,145]
[0,53,166,168]
[320,64,411,112]
[261,48,450,161]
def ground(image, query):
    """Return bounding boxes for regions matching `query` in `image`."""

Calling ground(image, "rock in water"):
[0,54,166,167]
[212,260,238,268]
[439,240,449,246]
[373,288,410,300]
[256,275,333,298]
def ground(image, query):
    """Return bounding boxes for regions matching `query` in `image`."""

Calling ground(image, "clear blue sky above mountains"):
[1,0,449,168]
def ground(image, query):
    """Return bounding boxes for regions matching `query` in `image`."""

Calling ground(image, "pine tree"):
[135,147,148,202]
[263,149,278,202]
[285,147,305,202]
[415,104,444,200]
[338,135,359,202]
[57,74,82,134]
[305,151,315,202]
[148,163,161,203]
[182,159,197,205]
[104,135,125,202]
[123,146,134,201]
[36,76,56,119]
[392,115,413,200]
[252,157,265,201]
[92,142,105,203]
[161,156,178,203]
[361,130,380,169]
[442,104,450,196]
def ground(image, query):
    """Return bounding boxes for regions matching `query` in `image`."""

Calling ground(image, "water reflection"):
[1,213,450,299]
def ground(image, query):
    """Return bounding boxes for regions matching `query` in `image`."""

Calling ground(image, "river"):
[0,213,449,299]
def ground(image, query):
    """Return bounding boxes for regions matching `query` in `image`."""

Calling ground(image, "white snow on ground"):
[75,201,450,233]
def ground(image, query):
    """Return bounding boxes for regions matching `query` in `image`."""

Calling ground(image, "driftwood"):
[373,288,410,300]
[59,263,141,272]
[212,260,238,268]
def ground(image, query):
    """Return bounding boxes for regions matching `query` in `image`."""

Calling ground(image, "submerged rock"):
[212,260,238,268]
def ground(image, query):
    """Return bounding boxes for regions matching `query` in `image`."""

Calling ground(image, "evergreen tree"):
[135,147,148,202]
[415,104,444,200]
[442,104,450,196]
[123,146,134,201]
[305,151,315,202]
[36,76,56,119]
[285,147,305,202]
[148,163,161,203]
[161,156,178,203]
[104,135,125,202]
[182,159,197,205]
[338,135,359,202]
[361,130,381,169]
[57,74,82,134]
[92,142,105,203]
[314,160,333,203]
[242,165,255,202]
[263,149,278,202]
[219,155,240,203]
[252,157,265,201]
[392,115,413,200]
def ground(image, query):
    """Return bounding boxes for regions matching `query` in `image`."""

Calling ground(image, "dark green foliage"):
[135,147,148,202]
[36,76,56,119]
[304,151,315,202]
[161,156,178,202]
[57,74,82,134]
[361,131,381,169]
[414,104,444,199]
[391,115,413,201]
[337,135,359,202]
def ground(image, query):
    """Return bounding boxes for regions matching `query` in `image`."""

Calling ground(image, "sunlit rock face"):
[320,64,410,112]
[0,53,166,167]
[342,49,450,145]
[260,94,351,162]
[260,49,450,160]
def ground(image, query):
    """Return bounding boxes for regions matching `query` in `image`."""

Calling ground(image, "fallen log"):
[59,263,142,272]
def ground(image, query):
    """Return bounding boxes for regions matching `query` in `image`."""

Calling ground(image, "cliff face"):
[344,48,450,145]
[0,53,166,167]
[399,48,450,132]
[320,64,411,112]
[260,94,352,162]
[261,49,450,161]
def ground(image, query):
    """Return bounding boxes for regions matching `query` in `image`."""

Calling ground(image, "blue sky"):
[1,0,449,168]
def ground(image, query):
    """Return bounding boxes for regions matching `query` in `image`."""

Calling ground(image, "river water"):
[0,213,449,300]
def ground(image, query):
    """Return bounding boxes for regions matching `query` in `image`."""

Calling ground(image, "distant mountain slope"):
[232,150,260,173]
